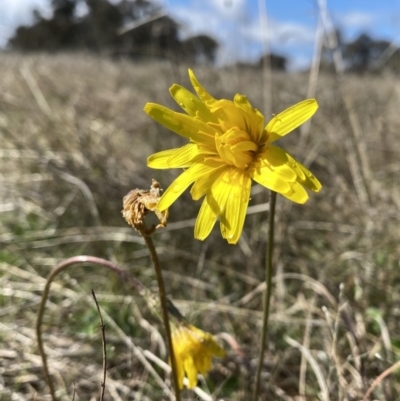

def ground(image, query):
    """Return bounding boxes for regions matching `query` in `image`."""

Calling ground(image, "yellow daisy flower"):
[171,323,226,389]
[145,69,322,244]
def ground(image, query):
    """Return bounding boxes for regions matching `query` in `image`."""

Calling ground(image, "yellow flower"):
[145,69,322,244]
[171,323,225,389]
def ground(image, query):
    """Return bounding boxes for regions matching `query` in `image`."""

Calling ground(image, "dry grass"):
[1,52,400,400]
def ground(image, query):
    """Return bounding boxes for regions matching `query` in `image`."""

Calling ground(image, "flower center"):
[215,127,258,169]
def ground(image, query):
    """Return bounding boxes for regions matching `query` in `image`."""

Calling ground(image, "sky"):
[0,0,399,70]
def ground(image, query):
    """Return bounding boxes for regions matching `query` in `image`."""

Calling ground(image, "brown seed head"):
[122,179,168,235]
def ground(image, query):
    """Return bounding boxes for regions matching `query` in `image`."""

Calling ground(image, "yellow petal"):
[280,150,322,192]
[233,94,265,142]
[282,181,309,204]
[194,350,212,374]
[209,338,226,357]
[147,144,201,169]
[190,165,225,200]
[184,356,198,389]
[266,99,318,142]
[209,99,250,132]
[251,164,291,194]
[285,153,306,181]
[296,161,322,192]
[157,161,224,211]
[252,166,310,203]
[220,172,251,244]
[194,167,235,240]
[260,146,298,182]
[144,103,216,146]
[194,196,219,240]
[170,84,215,122]
[188,69,217,106]
[172,354,185,390]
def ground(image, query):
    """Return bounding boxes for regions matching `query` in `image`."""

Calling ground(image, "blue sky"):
[1,0,399,69]
[165,0,400,68]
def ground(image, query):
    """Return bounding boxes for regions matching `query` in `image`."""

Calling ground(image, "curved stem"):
[363,359,400,401]
[253,190,277,400]
[143,235,181,401]
[36,255,146,401]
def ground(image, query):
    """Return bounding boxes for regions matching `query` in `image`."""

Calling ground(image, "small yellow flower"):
[145,69,322,244]
[171,323,226,389]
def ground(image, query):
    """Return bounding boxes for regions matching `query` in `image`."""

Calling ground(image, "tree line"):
[8,0,400,73]
[321,30,400,74]
[8,0,219,64]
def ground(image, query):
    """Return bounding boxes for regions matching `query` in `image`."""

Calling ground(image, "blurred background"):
[1,0,400,70]
[1,1,400,400]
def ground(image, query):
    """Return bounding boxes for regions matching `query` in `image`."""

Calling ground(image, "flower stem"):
[142,234,181,401]
[253,190,277,400]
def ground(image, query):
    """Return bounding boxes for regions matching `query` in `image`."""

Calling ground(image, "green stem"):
[143,235,181,401]
[253,190,277,400]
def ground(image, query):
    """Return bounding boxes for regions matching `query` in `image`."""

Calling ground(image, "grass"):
[1,51,400,400]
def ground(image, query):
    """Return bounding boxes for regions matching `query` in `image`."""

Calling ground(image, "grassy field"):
[1,52,400,401]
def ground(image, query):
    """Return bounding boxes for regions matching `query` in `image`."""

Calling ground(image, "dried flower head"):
[171,322,226,389]
[122,179,168,235]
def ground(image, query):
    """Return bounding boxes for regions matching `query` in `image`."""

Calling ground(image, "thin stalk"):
[91,290,107,401]
[253,190,277,400]
[143,234,181,401]
[36,256,146,401]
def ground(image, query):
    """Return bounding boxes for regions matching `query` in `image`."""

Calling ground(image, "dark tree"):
[180,35,219,64]
[117,14,180,58]
[8,0,220,64]
[52,0,77,21]
[79,0,124,50]
[118,0,160,21]
[9,0,81,51]
[320,29,399,74]
[344,33,374,72]
[258,53,288,71]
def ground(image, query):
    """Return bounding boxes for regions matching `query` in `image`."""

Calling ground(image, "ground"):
[1,52,400,400]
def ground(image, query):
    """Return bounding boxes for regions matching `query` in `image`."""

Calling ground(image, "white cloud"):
[75,1,89,18]
[0,0,51,47]
[241,16,315,46]
[168,2,316,67]
[169,2,259,65]
[288,54,312,71]
[336,11,375,29]
[207,0,247,20]
[169,5,220,39]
